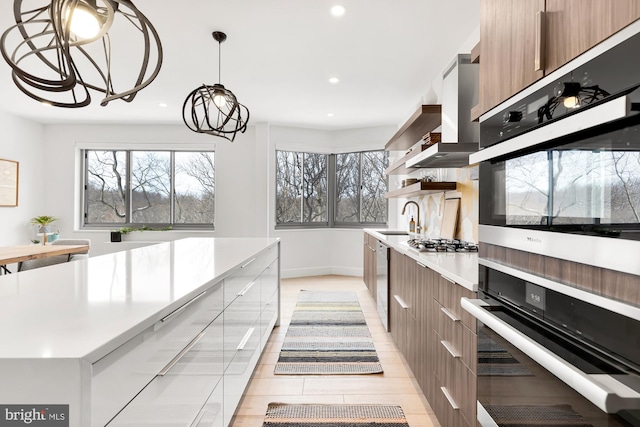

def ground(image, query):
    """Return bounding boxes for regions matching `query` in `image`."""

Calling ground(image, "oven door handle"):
[470,94,632,164]
[461,297,640,414]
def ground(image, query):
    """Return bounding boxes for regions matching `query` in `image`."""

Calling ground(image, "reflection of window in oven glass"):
[505,151,549,225]
[552,149,640,225]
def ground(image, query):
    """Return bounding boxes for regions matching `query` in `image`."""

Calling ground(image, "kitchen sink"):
[376,230,409,235]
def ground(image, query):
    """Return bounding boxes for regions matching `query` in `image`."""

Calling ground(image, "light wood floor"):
[230,275,441,427]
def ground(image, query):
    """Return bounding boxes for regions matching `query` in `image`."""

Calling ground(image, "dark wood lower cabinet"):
[363,233,377,300]
[388,248,477,427]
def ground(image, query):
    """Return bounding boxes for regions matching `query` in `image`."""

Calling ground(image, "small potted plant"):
[30,215,57,245]
[110,226,133,242]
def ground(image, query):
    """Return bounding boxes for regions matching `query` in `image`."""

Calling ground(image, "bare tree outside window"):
[85,150,215,227]
[175,152,215,224]
[276,151,303,223]
[131,151,171,223]
[86,150,127,223]
[276,149,387,227]
[303,153,328,222]
[361,151,388,223]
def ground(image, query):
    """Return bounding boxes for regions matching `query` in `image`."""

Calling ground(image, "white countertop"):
[0,237,279,362]
[365,229,478,291]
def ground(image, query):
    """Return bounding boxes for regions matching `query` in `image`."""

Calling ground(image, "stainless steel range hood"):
[406,54,479,169]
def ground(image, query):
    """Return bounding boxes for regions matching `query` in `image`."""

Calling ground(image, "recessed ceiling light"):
[327,113,335,118]
[159,102,168,108]
[329,77,340,84]
[331,5,346,17]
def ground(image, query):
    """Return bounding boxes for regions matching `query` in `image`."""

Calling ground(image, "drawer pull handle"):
[241,258,256,269]
[416,261,427,268]
[393,294,408,310]
[440,306,460,323]
[440,274,456,284]
[237,327,255,351]
[158,330,206,376]
[440,340,461,358]
[534,10,546,72]
[440,386,460,410]
[161,292,206,323]
[190,407,206,426]
[238,281,256,296]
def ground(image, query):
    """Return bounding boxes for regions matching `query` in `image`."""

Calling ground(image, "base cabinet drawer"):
[433,331,476,427]
[433,299,477,372]
[261,287,279,346]
[223,319,261,426]
[224,247,278,309]
[92,283,224,426]
[107,315,224,426]
[435,274,476,332]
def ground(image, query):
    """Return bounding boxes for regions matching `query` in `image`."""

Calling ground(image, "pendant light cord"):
[218,39,221,84]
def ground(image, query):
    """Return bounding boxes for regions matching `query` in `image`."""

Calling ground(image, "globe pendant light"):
[182,31,249,142]
[0,0,163,108]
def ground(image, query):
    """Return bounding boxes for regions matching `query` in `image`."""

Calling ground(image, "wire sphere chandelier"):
[182,31,249,142]
[0,0,163,108]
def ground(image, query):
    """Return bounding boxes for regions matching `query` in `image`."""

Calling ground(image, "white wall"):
[0,110,46,246]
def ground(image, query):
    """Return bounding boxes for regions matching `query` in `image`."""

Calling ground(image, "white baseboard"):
[281,266,363,279]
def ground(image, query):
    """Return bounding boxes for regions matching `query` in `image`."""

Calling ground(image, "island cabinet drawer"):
[107,315,224,426]
[223,316,261,427]
[433,299,477,373]
[223,280,261,369]
[92,282,224,427]
[224,247,278,309]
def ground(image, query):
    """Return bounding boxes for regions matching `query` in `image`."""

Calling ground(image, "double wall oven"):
[467,21,640,427]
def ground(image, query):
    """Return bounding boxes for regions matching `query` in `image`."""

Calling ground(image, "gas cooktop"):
[406,238,479,253]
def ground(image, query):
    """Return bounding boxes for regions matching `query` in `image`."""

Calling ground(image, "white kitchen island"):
[0,237,280,427]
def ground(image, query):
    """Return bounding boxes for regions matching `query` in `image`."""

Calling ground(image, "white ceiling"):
[0,0,480,130]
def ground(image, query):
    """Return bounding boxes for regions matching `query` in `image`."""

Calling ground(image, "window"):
[335,150,388,224]
[276,150,387,227]
[84,150,214,228]
[276,151,328,224]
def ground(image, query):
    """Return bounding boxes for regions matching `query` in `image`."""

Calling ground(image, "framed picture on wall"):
[0,158,19,207]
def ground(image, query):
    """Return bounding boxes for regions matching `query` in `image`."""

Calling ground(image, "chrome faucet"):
[401,201,420,233]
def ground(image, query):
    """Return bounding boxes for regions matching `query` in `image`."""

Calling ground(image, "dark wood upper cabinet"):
[479,0,640,115]
[479,0,545,115]
[545,0,640,73]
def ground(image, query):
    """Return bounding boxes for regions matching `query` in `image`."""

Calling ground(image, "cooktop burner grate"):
[406,238,479,253]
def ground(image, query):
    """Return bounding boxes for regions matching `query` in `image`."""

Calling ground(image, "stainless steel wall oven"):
[467,20,640,427]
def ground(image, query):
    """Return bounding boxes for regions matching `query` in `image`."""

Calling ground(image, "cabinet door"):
[403,255,418,370]
[260,260,279,347]
[415,261,435,401]
[388,249,405,351]
[480,0,545,114]
[545,0,640,73]
[368,235,378,300]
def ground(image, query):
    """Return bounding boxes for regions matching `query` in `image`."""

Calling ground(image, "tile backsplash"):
[398,166,478,242]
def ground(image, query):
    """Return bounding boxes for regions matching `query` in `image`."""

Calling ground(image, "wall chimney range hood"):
[406,54,479,169]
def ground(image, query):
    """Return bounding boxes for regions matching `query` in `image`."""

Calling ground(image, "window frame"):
[275,149,388,229]
[82,149,215,230]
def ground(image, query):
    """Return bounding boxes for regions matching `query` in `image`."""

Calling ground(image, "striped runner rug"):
[274,290,383,375]
[262,403,409,426]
